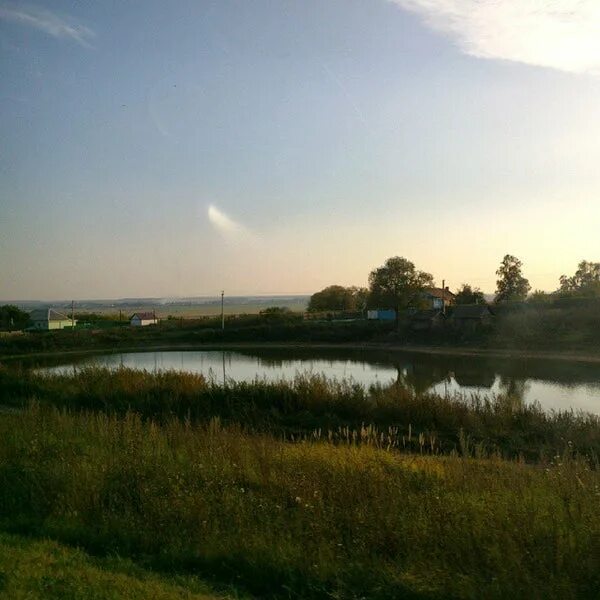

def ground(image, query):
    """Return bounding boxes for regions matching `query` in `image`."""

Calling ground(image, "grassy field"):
[0,532,237,600]
[0,405,598,599]
[73,299,309,320]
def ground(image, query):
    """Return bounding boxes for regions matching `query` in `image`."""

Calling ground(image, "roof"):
[130,312,156,320]
[452,304,492,319]
[423,287,456,301]
[411,309,444,322]
[30,308,74,322]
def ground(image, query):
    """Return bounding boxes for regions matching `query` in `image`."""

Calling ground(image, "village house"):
[450,304,494,332]
[130,312,158,327]
[29,308,77,331]
[409,309,445,331]
[421,287,456,310]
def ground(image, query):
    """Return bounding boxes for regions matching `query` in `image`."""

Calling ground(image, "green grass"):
[0,406,598,599]
[0,532,237,599]
[2,367,598,461]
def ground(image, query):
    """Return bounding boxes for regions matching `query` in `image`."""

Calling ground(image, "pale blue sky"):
[1,0,600,299]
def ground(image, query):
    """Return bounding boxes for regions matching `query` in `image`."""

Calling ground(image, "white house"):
[29,308,77,331]
[130,312,157,327]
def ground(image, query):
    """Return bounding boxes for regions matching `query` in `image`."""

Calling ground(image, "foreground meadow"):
[0,532,235,600]
[0,401,599,599]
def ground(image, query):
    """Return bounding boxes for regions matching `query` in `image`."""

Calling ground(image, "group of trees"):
[307,285,368,313]
[309,254,600,314]
[454,284,486,305]
[307,258,436,315]
[558,260,600,297]
[0,305,30,331]
[308,254,528,314]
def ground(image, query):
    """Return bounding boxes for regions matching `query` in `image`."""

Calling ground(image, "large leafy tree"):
[308,285,368,312]
[494,255,531,303]
[558,260,600,296]
[368,257,433,313]
[454,284,486,305]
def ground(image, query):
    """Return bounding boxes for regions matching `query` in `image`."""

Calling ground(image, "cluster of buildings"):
[367,287,493,332]
[28,309,158,330]
[27,290,491,333]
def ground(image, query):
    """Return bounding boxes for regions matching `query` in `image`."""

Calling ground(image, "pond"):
[33,347,600,414]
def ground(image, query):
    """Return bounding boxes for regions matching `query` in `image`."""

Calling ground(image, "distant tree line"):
[308,254,600,313]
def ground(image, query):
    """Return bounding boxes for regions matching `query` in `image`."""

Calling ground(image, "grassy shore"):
[0,406,598,599]
[2,367,599,461]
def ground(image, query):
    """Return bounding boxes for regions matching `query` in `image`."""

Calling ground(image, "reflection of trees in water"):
[393,362,448,394]
[497,376,529,409]
[257,357,285,368]
[451,367,495,390]
[212,348,600,407]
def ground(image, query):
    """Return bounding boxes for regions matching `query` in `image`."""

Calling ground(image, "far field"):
[11,296,310,320]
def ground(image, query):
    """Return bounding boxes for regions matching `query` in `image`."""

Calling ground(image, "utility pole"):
[71,300,75,332]
[441,279,446,315]
[221,290,225,331]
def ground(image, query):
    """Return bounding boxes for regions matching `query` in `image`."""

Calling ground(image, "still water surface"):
[37,347,600,415]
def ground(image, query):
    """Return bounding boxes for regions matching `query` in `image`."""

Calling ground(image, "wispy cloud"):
[207,205,253,239]
[390,0,600,75]
[0,3,95,47]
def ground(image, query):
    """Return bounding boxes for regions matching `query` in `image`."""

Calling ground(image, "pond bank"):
[3,341,600,365]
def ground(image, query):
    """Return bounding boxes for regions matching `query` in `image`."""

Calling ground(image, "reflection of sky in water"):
[42,351,600,415]
[429,378,600,415]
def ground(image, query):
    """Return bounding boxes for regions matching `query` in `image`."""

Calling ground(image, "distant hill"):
[4,296,310,318]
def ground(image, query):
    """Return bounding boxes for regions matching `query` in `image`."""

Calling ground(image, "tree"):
[527,290,552,304]
[349,286,369,313]
[368,257,434,314]
[558,260,600,296]
[307,286,368,312]
[454,284,486,305]
[0,305,30,331]
[494,255,531,303]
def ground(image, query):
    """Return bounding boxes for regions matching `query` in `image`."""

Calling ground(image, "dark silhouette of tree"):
[0,305,30,331]
[368,257,433,315]
[454,284,486,305]
[308,286,368,312]
[495,255,530,303]
[558,260,600,296]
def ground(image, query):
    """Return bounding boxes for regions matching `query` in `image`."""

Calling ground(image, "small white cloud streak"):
[0,3,95,47]
[207,205,252,239]
[390,0,600,75]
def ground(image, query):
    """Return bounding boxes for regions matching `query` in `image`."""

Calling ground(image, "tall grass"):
[1,366,598,461]
[0,406,598,599]
[0,532,228,599]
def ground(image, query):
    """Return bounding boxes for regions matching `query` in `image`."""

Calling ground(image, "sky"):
[1,0,600,300]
